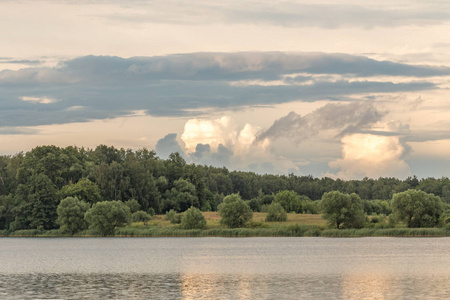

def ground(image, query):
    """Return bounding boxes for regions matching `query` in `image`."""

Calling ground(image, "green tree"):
[218,194,253,228]
[274,190,301,213]
[56,197,90,235]
[131,210,152,225]
[59,178,102,204]
[181,206,206,229]
[11,173,59,230]
[163,179,198,212]
[84,200,131,236]
[125,199,141,213]
[319,191,365,229]
[265,202,287,222]
[391,189,443,228]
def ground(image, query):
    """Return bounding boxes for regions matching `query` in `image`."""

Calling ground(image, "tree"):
[391,189,443,228]
[218,194,253,228]
[163,179,198,212]
[265,202,287,222]
[11,173,59,230]
[319,191,365,229]
[84,201,131,236]
[274,190,301,213]
[59,178,102,204]
[181,206,206,229]
[56,197,90,235]
[125,199,141,213]
[131,211,152,225]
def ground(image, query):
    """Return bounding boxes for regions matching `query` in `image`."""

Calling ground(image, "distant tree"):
[165,209,182,224]
[84,200,131,236]
[11,173,59,230]
[218,194,253,228]
[131,211,152,225]
[391,189,443,228]
[0,194,14,230]
[125,199,141,213]
[163,179,198,212]
[274,190,301,213]
[265,202,287,222]
[181,206,206,229]
[59,178,102,204]
[319,191,365,229]
[56,197,90,235]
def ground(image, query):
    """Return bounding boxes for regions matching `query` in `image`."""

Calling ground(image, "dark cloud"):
[0,127,39,135]
[190,143,233,167]
[258,102,387,142]
[0,59,42,65]
[0,52,445,127]
[154,133,185,160]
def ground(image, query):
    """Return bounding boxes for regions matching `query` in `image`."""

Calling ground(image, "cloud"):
[329,134,411,179]
[104,0,450,29]
[154,133,185,160]
[258,102,386,142]
[21,96,58,104]
[0,52,445,128]
[0,127,39,135]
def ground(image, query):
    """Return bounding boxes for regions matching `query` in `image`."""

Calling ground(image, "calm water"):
[0,237,449,299]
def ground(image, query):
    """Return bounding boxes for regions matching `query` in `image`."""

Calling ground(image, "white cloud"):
[20,96,58,104]
[329,134,411,179]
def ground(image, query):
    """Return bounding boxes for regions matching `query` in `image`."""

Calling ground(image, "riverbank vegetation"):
[1,145,450,237]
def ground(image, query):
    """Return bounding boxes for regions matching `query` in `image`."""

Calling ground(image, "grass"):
[2,212,449,237]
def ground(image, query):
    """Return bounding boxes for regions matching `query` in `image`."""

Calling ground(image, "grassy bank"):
[1,212,449,237]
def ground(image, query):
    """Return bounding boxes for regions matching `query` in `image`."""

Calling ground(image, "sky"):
[1,0,450,179]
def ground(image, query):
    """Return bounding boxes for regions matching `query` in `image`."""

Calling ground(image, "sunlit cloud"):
[20,96,58,104]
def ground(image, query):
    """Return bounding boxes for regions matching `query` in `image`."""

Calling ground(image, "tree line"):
[0,145,450,232]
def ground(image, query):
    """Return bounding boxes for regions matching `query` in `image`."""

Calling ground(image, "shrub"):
[218,194,253,228]
[165,209,182,224]
[181,206,206,229]
[131,211,152,225]
[84,200,131,236]
[265,202,287,222]
[56,197,90,235]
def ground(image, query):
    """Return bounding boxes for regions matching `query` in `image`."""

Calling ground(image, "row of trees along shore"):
[0,145,449,235]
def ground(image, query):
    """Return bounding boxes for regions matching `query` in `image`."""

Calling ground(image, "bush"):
[147,207,156,216]
[131,211,152,225]
[56,197,90,235]
[181,206,206,229]
[165,209,182,224]
[265,202,287,222]
[218,194,253,228]
[84,200,131,236]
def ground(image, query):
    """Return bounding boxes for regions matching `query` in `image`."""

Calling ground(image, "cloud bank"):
[0,52,446,128]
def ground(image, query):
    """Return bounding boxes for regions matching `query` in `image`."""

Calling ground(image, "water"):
[0,237,449,299]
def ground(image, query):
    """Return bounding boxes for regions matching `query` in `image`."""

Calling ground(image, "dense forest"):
[1,145,450,231]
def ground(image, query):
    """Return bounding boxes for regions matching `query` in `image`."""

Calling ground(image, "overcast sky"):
[1,0,450,179]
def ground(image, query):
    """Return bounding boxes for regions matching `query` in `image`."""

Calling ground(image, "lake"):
[0,237,449,299]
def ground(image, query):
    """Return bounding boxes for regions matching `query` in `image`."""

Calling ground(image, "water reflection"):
[0,237,449,299]
[1,272,449,299]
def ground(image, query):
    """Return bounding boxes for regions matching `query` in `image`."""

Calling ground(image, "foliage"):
[165,209,182,224]
[273,190,301,213]
[218,194,253,228]
[265,202,287,222]
[11,173,59,230]
[131,211,152,225]
[125,199,141,213]
[319,191,365,229]
[84,200,131,236]
[56,197,90,235]
[181,206,206,229]
[391,189,444,228]
[58,178,102,204]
